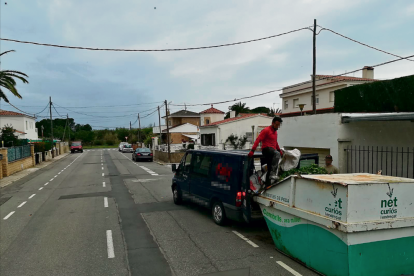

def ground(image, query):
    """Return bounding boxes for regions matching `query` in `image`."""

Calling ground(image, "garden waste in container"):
[255,173,414,276]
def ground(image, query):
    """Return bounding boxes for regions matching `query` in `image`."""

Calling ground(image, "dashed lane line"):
[102,173,104,177]
[103,182,106,187]
[17,201,27,208]
[3,211,15,220]
[276,261,303,276]
[106,230,115,258]
[104,197,108,208]
[232,231,259,248]
[28,194,36,199]
[39,187,43,191]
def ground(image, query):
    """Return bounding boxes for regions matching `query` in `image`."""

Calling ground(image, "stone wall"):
[0,145,35,177]
[154,150,185,163]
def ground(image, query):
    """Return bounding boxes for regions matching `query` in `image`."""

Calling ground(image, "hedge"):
[334,75,414,112]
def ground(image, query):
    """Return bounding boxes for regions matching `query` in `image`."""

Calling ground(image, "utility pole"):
[157,106,162,145]
[49,97,54,157]
[164,100,171,163]
[138,113,141,147]
[130,121,131,130]
[67,114,70,143]
[312,19,317,114]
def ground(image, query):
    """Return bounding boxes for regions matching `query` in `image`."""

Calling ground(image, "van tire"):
[173,186,182,205]
[212,201,227,226]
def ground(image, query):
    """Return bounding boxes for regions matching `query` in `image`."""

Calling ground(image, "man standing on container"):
[324,155,339,174]
[248,116,284,186]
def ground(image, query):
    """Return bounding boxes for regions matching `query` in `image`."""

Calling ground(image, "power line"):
[53,103,147,118]
[318,26,414,62]
[170,53,414,107]
[34,102,50,115]
[52,104,63,117]
[0,27,311,52]
[14,101,164,108]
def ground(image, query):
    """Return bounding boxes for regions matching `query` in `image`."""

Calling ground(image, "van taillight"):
[150,153,153,156]
[236,192,246,207]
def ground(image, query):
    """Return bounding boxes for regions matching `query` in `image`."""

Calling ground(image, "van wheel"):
[173,186,182,205]
[212,201,227,226]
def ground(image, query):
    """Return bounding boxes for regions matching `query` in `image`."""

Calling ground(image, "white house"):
[199,113,272,148]
[278,112,414,177]
[199,105,225,126]
[0,110,39,140]
[280,66,378,115]
[162,123,199,144]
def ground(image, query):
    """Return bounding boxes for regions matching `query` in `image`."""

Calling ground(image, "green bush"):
[94,140,103,146]
[106,139,115,146]
[34,142,46,152]
[279,164,329,180]
[335,75,414,112]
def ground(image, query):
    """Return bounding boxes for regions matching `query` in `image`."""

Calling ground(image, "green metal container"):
[255,173,414,276]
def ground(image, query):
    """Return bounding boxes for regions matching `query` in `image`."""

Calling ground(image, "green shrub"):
[94,140,103,146]
[34,142,46,152]
[106,139,115,146]
[279,164,329,180]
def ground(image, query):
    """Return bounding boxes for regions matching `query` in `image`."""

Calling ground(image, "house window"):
[330,91,335,102]
[246,132,253,143]
[168,120,172,126]
[201,133,215,146]
[311,94,319,105]
[206,119,210,125]
[284,100,288,109]
[293,99,299,108]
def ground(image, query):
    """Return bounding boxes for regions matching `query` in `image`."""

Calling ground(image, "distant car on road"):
[122,144,133,153]
[70,141,83,153]
[132,148,153,162]
[118,142,128,151]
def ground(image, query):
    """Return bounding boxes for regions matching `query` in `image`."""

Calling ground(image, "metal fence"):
[7,145,31,163]
[345,145,414,179]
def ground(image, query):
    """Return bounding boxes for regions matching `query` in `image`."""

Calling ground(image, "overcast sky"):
[1,0,413,129]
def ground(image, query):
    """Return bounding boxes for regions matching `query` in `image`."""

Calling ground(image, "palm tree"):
[225,102,250,118]
[0,50,29,103]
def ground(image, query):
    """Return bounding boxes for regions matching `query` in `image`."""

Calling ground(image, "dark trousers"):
[261,147,280,187]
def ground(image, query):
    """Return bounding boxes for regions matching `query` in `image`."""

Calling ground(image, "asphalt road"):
[0,149,319,276]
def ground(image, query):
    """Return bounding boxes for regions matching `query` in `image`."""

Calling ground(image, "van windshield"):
[72,142,81,146]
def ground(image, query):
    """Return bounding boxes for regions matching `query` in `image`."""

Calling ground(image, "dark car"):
[171,150,320,226]
[70,141,83,153]
[132,148,153,162]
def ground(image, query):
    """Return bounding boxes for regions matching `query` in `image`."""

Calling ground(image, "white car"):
[122,144,134,153]
[118,142,128,151]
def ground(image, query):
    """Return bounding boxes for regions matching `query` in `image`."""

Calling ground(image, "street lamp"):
[298,104,306,116]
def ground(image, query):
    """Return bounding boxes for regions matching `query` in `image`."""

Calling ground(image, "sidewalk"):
[0,153,70,189]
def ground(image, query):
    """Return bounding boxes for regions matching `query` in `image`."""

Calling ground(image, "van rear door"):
[241,156,263,223]
[189,152,212,207]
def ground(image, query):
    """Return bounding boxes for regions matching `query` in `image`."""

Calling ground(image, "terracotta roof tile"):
[315,75,380,82]
[0,110,28,117]
[200,105,225,114]
[201,113,269,127]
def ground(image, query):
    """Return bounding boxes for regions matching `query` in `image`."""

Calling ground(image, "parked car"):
[118,142,128,151]
[132,148,153,162]
[70,141,83,153]
[171,150,320,226]
[122,144,133,153]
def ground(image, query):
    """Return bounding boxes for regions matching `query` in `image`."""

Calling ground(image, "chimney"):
[230,111,236,118]
[362,66,374,79]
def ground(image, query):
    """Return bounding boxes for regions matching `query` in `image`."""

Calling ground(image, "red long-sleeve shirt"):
[252,126,282,154]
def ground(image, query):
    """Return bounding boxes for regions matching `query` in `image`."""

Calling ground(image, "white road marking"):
[232,231,259,248]
[104,197,108,207]
[54,175,58,177]
[102,173,104,177]
[151,174,159,176]
[18,201,27,208]
[39,187,43,190]
[276,261,302,276]
[58,172,61,175]
[103,182,106,187]
[3,211,15,220]
[102,167,104,170]
[28,194,36,199]
[44,182,49,186]
[106,230,115,258]
[50,178,54,181]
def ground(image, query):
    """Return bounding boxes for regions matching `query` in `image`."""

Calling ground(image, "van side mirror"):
[172,164,177,172]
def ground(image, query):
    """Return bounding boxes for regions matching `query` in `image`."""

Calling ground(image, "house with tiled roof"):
[0,110,39,140]
[199,113,272,148]
[280,66,379,116]
[199,105,225,126]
